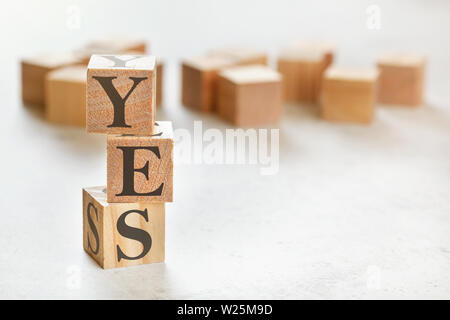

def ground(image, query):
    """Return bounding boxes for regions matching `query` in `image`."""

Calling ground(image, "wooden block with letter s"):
[107,121,173,203]
[217,65,282,126]
[45,65,86,126]
[377,53,425,106]
[83,186,165,269]
[320,67,379,124]
[21,53,82,107]
[86,54,156,135]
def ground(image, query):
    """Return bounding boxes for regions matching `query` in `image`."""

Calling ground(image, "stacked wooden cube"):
[83,54,173,269]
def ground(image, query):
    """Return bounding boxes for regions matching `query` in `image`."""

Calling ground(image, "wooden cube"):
[290,40,335,70]
[21,53,82,107]
[75,36,147,65]
[45,66,86,126]
[217,65,282,126]
[156,60,163,107]
[107,121,173,203]
[181,56,234,112]
[209,47,268,66]
[86,54,156,135]
[377,54,425,106]
[321,67,379,124]
[83,186,165,269]
[277,43,334,104]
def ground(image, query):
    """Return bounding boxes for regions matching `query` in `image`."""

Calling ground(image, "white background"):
[0,0,450,299]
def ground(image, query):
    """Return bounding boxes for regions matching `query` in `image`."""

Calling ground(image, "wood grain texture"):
[217,65,282,126]
[320,67,379,124]
[86,54,156,134]
[45,66,86,126]
[21,53,82,107]
[156,61,163,107]
[377,54,425,106]
[107,121,173,203]
[83,186,165,269]
[181,56,234,112]
[277,47,332,104]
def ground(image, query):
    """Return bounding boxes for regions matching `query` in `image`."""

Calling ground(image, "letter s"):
[87,202,99,254]
[116,208,152,261]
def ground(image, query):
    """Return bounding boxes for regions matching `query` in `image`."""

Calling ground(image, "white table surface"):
[1,0,450,299]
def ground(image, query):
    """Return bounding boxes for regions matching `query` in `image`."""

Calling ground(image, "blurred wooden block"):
[277,51,322,104]
[277,42,335,104]
[107,121,173,203]
[45,66,86,127]
[156,60,163,107]
[321,67,379,124]
[181,56,234,112]
[75,36,147,65]
[21,53,82,107]
[290,40,335,69]
[86,54,156,135]
[377,54,425,106]
[217,65,282,126]
[209,47,268,66]
[83,186,165,269]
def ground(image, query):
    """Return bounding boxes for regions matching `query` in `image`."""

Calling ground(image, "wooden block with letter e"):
[83,186,165,269]
[209,47,268,66]
[45,66,86,126]
[321,67,379,124]
[86,54,156,135]
[217,65,282,126]
[181,56,234,112]
[377,53,425,106]
[107,121,173,203]
[277,42,335,104]
[21,53,82,107]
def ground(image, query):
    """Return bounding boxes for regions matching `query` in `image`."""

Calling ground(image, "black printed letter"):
[116,209,152,261]
[92,76,147,128]
[87,202,99,255]
[116,146,164,197]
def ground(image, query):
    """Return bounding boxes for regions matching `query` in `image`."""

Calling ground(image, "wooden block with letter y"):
[83,186,165,269]
[86,54,156,135]
[107,121,173,203]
